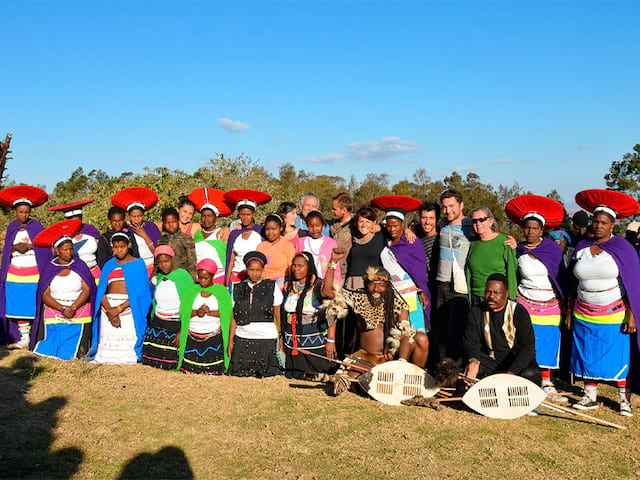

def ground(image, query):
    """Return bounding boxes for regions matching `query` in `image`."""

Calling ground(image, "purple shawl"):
[516,237,565,299]
[225,224,264,271]
[574,236,640,340]
[0,219,51,322]
[389,234,431,324]
[30,257,97,350]
[80,223,100,239]
[143,221,161,245]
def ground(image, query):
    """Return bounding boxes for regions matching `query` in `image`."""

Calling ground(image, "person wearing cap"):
[295,192,330,236]
[568,189,640,416]
[177,259,232,374]
[549,229,573,269]
[142,245,194,370]
[156,207,197,280]
[111,187,161,277]
[88,232,152,364]
[227,251,283,377]
[48,199,101,281]
[31,219,96,359]
[295,210,341,283]
[223,189,271,288]
[282,252,336,379]
[466,206,518,305]
[96,206,140,269]
[256,213,296,288]
[323,249,430,395]
[190,187,231,285]
[571,210,591,245]
[505,194,568,402]
[371,195,430,334]
[0,185,51,348]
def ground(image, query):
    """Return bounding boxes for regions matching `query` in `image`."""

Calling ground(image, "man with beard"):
[463,273,540,385]
[322,249,430,394]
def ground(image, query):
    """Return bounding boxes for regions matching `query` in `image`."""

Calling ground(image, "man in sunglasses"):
[431,188,474,367]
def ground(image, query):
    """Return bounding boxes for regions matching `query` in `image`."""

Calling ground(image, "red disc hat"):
[111,187,159,212]
[575,189,640,220]
[505,195,565,229]
[188,188,232,217]
[48,199,95,218]
[33,219,82,248]
[223,189,272,211]
[370,195,422,221]
[0,185,48,209]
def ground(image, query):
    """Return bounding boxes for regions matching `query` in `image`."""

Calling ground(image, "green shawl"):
[177,283,233,371]
[152,268,195,318]
[193,230,227,266]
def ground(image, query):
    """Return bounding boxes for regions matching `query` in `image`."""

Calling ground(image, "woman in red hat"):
[371,195,430,333]
[31,219,96,359]
[568,189,640,416]
[505,194,567,402]
[189,188,231,285]
[223,189,270,288]
[111,187,161,277]
[48,199,101,281]
[0,186,51,348]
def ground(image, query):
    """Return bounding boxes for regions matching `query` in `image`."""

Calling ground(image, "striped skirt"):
[142,314,180,370]
[570,298,630,381]
[517,293,562,369]
[180,330,224,375]
[5,264,40,320]
[93,294,139,364]
[34,303,92,360]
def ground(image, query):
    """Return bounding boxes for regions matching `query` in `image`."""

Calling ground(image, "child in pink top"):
[295,210,340,282]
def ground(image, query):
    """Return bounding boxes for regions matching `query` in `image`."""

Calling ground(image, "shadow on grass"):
[0,350,83,479]
[118,446,194,480]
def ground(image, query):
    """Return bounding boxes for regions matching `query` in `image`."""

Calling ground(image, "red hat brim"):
[111,187,158,211]
[0,185,48,208]
[370,195,422,214]
[33,219,82,248]
[48,199,95,212]
[223,189,272,209]
[188,188,232,217]
[575,189,639,219]
[505,195,565,229]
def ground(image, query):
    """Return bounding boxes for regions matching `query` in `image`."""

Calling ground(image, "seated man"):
[322,249,429,394]
[463,273,540,385]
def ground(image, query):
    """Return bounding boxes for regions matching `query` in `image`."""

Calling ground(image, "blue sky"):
[3,1,639,204]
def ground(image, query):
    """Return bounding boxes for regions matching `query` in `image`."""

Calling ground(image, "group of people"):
[0,183,639,418]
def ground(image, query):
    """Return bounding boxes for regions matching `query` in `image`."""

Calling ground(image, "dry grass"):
[1,349,639,480]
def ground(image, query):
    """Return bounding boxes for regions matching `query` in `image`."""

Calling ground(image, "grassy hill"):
[0,349,637,479]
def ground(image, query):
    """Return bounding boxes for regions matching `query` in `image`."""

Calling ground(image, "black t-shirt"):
[346,232,385,277]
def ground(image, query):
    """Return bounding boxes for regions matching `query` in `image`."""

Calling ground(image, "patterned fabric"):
[180,331,224,375]
[142,315,180,370]
[227,336,281,377]
[93,294,138,364]
[570,298,629,381]
[342,288,407,331]
[517,294,562,369]
[157,231,197,279]
[5,265,40,319]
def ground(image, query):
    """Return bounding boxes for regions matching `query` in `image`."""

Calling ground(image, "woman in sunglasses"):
[465,206,517,305]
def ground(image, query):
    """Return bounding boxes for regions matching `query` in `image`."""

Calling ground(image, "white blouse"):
[231,231,262,274]
[154,277,181,318]
[190,293,220,334]
[74,233,99,269]
[517,254,555,302]
[50,270,83,305]
[11,229,37,268]
[574,248,622,305]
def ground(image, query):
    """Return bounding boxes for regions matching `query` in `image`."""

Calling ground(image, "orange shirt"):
[257,238,296,281]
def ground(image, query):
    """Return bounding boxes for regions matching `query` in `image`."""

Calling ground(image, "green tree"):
[605,144,640,198]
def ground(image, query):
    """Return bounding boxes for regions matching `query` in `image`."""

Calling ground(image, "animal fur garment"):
[385,325,417,357]
[322,284,349,326]
[401,396,443,410]
[433,358,463,387]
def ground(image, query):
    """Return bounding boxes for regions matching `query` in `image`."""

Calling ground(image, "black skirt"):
[142,316,180,370]
[284,343,336,379]
[180,331,225,375]
[227,336,282,377]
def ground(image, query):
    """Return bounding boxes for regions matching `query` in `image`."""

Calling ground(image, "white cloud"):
[492,158,513,164]
[217,117,250,132]
[301,153,347,164]
[347,136,420,159]
[577,144,598,150]
[453,166,473,172]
